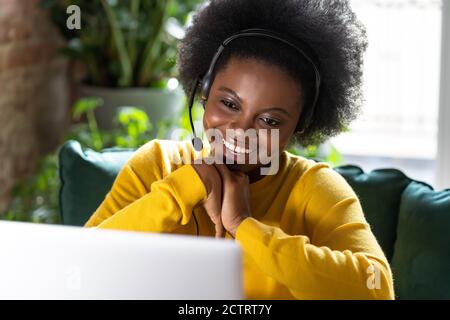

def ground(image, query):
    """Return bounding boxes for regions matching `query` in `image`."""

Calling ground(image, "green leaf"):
[41,0,204,87]
[72,97,104,120]
[326,145,344,166]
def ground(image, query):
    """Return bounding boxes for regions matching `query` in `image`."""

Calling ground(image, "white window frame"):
[437,0,450,190]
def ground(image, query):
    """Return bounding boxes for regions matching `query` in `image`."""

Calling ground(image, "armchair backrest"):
[58,140,450,299]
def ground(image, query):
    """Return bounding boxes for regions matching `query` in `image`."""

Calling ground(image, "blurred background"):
[0,0,448,224]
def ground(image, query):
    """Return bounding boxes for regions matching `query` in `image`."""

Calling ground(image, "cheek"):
[203,103,227,129]
[261,129,291,155]
[278,131,293,152]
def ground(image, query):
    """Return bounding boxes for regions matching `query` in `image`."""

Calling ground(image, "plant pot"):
[79,85,185,137]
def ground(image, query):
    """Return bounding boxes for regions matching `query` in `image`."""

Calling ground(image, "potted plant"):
[40,0,203,134]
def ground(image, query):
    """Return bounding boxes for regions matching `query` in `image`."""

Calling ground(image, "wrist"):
[228,216,249,238]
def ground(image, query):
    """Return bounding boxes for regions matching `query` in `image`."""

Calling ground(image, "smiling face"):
[202,57,304,174]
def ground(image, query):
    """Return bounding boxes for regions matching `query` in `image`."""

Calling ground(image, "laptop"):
[0,220,243,300]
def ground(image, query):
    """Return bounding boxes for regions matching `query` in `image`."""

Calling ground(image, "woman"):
[85,0,395,299]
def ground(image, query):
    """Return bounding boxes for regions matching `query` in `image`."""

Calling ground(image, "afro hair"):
[177,0,368,146]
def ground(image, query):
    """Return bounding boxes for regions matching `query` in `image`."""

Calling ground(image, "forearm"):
[92,165,207,233]
[236,218,395,300]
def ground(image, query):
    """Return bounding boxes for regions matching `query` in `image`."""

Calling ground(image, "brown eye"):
[221,99,238,111]
[260,117,281,127]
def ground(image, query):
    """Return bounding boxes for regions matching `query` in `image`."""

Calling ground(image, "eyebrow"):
[218,86,243,103]
[217,86,291,116]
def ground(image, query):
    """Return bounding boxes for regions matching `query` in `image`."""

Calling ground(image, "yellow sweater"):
[85,139,395,300]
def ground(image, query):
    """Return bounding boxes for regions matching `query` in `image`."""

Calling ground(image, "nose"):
[225,117,259,147]
[228,114,254,133]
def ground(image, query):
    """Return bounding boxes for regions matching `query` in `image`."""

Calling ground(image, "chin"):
[225,163,243,172]
[223,159,257,174]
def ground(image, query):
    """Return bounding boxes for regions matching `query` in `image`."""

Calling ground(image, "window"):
[331,0,443,186]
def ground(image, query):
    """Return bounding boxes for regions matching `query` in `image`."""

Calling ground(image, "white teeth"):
[222,138,250,154]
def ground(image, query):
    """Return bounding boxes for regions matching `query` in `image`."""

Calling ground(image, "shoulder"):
[124,139,198,180]
[285,153,365,232]
[285,151,356,199]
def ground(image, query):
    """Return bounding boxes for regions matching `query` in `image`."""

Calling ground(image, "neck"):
[247,168,264,184]
[246,151,284,183]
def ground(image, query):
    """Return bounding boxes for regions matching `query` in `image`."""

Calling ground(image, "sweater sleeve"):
[90,164,207,232]
[235,164,395,300]
[84,140,208,232]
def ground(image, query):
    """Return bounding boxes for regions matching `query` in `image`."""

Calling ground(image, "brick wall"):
[0,0,70,212]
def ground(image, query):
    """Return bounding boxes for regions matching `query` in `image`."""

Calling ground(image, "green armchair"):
[58,140,450,300]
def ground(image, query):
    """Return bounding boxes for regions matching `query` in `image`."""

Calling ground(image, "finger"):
[210,210,225,238]
[200,156,215,165]
[215,163,248,184]
[206,183,224,239]
[215,220,226,238]
[213,163,232,182]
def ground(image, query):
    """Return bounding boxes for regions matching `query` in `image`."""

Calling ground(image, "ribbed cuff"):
[165,164,208,216]
[235,217,265,243]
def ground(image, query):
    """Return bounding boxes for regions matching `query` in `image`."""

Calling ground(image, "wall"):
[437,0,450,190]
[0,0,70,212]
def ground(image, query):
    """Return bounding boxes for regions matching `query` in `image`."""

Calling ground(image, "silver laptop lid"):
[0,221,243,300]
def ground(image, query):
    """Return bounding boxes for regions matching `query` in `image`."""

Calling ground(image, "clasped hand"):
[192,159,252,238]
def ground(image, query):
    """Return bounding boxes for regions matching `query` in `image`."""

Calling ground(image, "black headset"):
[188,28,322,152]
